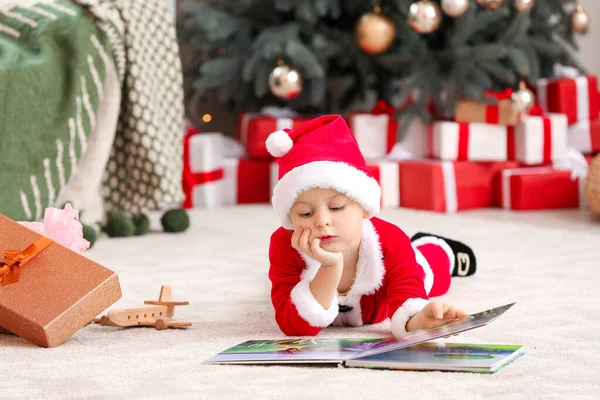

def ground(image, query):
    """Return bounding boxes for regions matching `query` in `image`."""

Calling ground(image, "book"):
[344,342,526,373]
[206,302,523,372]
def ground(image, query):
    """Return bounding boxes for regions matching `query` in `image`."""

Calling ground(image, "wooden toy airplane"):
[93,285,191,330]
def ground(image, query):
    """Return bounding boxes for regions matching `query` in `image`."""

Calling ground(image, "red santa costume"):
[266,115,475,338]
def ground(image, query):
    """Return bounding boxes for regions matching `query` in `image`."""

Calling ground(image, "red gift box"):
[185,120,199,137]
[568,119,600,154]
[237,113,312,159]
[537,75,600,124]
[182,133,225,209]
[429,121,511,162]
[223,159,278,204]
[397,160,519,213]
[497,167,585,210]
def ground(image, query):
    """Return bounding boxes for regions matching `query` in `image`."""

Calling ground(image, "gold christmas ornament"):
[514,0,534,13]
[512,82,535,114]
[355,6,396,54]
[571,5,590,34]
[441,0,470,17]
[268,64,303,100]
[407,0,442,34]
[476,0,504,9]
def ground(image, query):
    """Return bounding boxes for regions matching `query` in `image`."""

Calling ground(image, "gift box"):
[514,113,568,165]
[182,133,225,209]
[347,100,399,160]
[496,167,585,210]
[429,121,510,162]
[537,75,600,124]
[366,162,401,208]
[397,160,519,213]
[238,113,312,159]
[223,158,278,205]
[454,94,520,125]
[185,120,199,137]
[0,214,121,347]
[568,119,600,154]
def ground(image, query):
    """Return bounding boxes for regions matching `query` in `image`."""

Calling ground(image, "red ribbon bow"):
[371,99,396,116]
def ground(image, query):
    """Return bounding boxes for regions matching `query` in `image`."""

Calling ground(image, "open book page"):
[205,338,388,364]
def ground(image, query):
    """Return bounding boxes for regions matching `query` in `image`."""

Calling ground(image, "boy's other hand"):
[406,301,468,332]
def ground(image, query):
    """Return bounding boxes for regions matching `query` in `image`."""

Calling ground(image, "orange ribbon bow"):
[0,237,53,286]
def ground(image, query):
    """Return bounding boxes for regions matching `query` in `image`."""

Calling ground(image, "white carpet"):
[1,206,599,400]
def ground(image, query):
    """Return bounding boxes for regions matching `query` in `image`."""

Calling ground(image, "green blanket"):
[0,0,184,222]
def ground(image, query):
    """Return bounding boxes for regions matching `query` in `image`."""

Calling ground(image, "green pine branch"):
[178,0,585,126]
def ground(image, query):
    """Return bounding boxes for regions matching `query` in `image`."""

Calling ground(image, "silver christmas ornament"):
[441,0,470,17]
[268,65,303,100]
[407,0,442,34]
[514,0,535,13]
[512,86,535,114]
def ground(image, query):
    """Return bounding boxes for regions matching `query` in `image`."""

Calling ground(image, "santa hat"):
[266,114,381,229]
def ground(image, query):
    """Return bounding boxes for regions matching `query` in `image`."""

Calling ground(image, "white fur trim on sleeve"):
[390,298,430,337]
[290,279,339,328]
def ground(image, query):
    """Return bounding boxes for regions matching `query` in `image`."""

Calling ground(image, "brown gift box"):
[455,99,519,125]
[0,214,122,347]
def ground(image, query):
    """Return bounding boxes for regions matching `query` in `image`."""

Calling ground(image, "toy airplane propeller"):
[93,285,191,330]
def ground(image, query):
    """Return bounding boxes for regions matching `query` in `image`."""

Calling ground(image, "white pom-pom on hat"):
[266,130,293,157]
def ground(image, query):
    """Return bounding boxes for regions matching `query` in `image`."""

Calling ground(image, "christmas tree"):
[177,0,590,130]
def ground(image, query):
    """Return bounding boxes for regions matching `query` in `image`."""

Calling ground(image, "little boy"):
[266,115,476,337]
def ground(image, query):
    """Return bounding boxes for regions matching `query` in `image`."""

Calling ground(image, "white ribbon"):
[441,161,457,213]
[379,162,400,208]
[553,64,582,79]
[553,148,589,181]
[385,143,415,161]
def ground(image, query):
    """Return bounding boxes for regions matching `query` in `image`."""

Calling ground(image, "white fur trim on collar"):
[272,161,381,229]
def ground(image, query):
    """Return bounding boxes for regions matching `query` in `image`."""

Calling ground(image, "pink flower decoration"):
[18,203,90,254]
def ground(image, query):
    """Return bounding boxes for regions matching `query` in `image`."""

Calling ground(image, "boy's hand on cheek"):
[291,227,342,267]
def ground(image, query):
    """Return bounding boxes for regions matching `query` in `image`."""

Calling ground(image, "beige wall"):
[577,0,599,76]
